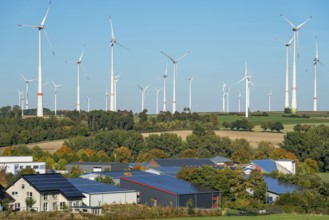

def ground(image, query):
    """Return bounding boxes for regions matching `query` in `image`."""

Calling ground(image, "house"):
[0,184,14,211]
[0,156,46,175]
[66,162,129,173]
[245,159,296,175]
[210,156,234,166]
[149,158,216,168]
[120,175,219,208]
[264,176,300,204]
[5,173,84,212]
[68,178,138,206]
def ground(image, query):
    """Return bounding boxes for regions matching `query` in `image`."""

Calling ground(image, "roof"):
[67,162,125,166]
[120,175,218,196]
[252,159,277,173]
[145,166,181,177]
[92,170,155,179]
[11,174,84,200]
[211,156,233,163]
[264,176,300,195]
[150,158,216,167]
[68,178,136,194]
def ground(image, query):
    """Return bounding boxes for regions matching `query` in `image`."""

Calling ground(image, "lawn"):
[162,214,329,220]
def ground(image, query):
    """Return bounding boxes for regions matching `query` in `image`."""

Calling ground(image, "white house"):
[0,156,46,175]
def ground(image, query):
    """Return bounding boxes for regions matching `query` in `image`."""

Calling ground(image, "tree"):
[25,197,36,210]
[112,146,132,163]
[270,121,284,132]
[247,170,267,202]
[95,175,114,185]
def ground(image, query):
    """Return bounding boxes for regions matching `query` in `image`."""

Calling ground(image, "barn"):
[120,175,219,208]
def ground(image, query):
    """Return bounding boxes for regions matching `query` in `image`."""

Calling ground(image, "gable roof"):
[150,158,215,167]
[145,166,181,177]
[68,178,136,194]
[264,176,300,195]
[252,159,277,173]
[211,156,233,164]
[120,175,218,195]
[8,174,84,200]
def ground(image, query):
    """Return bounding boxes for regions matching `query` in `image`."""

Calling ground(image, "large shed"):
[66,162,128,173]
[120,175,219,208]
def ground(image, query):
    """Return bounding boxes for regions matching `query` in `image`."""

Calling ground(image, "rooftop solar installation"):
[23,174,84,199]
[94,170,155,179]
[121,175,218,195]
[68,178,135,194]
[252,159,277,173]
[264,176,300,194]
[152,158,216,167]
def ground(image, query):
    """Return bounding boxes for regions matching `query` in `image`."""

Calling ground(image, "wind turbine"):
[67,46,85,112]
[163,65,168,112]
[276,37,293,110]
[268,89,272,112]
[105,89,109,111]
[188,77,193,113]
[17,89,23,108]
[19,1,54,117]
[236,62,253,118]
[155,88,162,114]
[222,82,226,112]
[21,75,35,110]
[226,86,231,113]
[114,74,121,111]
[21,93,25,116]
[138,84,151,112]
[280,13,312,114]
[51,80,62,116]
[109,16,125,112]
[161,51,189,113]
[238,90,241,113]
[87,97,90,112]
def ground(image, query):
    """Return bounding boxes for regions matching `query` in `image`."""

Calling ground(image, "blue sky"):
[1,0,329,114]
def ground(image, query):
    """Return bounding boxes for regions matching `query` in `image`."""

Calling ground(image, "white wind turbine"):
[51,80,62,116]
[237,62,253,118]
[222,82,226,112]
[87,97,90,112]
[163,65,168,112]
[21,75,35,110]
[238,90,241,113]
[109,16,125,112]
[138,84,151,112]
[155,88,162,114]
[17,89,23,108]
[226,86,231,113]
[161,51,189,113]
[105,89,109,111]
[20,93,25,116]
[114,74,121,111]
[188,77,193,112]
[67,46,85,112]
[19,1,55,117]
[268,89,272,112]
[276,37,293,110]
[280,13,312,114]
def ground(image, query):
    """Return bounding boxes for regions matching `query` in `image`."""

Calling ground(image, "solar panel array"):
[153,158,216,167]
[121,175,218,195]
[264,176,299,194]
[24,174,84,199]
[251,159,278,173]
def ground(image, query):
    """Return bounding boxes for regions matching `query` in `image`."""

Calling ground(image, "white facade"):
[5,177,82,212]
[83,191,137,206]
[0,156,33,163]
[275,160,296,175]
[0,162,46,175]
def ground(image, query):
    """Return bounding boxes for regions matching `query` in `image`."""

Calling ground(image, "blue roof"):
[121,175,218,195]
[264,176,300,195]
[151,158,215,167]
[22,174,84,199]
[68,178,135,194]
[93,170,155,179]
[147,166,181,177]
[252,159,277,173]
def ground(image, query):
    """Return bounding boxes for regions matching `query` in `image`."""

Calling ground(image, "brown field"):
[0,130,284,155]
[142,130,284,148]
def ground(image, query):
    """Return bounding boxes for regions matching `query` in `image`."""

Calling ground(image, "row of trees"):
[222,119,255,131]
[260,121,284,132]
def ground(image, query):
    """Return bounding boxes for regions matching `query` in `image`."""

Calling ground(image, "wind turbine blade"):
[21,74,28,82]
[18,24,38,28]
[79,45,86,62]
[161,51,175,63]
[275,37,286,45]
[43,81,49,87]
[43,29,55,56]
[315,36,318,59]
[250,81,255,87]
[280,13,295,28]
[41,1,52,26]
[235,77,246,85]
[288,37,294,45]
[109,16,115,41]
[115,41,129,50]
[137,85,143,90]
[145,84,151,91]
[176,51,190,62]
[51,80,56,86]
[296,16,312,30]
[319,61,329,74]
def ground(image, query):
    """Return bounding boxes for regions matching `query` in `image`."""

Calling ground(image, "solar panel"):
[24,174,84,199]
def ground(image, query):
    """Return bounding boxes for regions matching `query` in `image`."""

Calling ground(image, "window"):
[43,202,48,211]
[14,203,20,211]
[11,191,18,196]
[22,184,25,189]
[52,192,58,199]
[26,165,31,169]
[60,202,66,210]
[52,202,57,211]
[43,193,48,200]
[26,192,32,197]
[33,165,39,169]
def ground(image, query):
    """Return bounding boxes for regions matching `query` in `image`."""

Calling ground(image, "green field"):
[161,214,329,220]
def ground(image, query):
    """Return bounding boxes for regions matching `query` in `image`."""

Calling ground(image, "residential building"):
[5,174,84,212]
[0,156,46,175]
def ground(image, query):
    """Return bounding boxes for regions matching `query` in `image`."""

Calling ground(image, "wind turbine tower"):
[51,80,62,116]
[19,1,54,117]
[17,89,23,108]
[269,89,272,112]
[222,82,226,112]
[155,88,161,114]
[189,77,193,112]
[163,65,168,112]
[74,47,85,112]
[161,51,189,113]
[238,90,241,112]
[237,62,253,118]
[87,97,90,112]
[138,84,151,112]
[21,75,35,110]
[105,89,109,111]
[226,86,230,113]
[276,37,293,110]
[281,14,312,114]
[114,74,121,111]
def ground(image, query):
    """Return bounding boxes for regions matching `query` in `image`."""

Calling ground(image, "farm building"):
[68,178,138,206]
[244,159,296,175]
[120,175,219,208]
[264,176,300,203]
[66,162,128,173]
